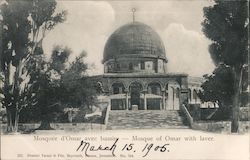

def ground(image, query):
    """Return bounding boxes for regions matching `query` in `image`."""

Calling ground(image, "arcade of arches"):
[110,81,175,110]
[93,75,203,111]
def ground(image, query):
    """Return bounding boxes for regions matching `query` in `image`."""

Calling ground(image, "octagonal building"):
[93,21,202,111]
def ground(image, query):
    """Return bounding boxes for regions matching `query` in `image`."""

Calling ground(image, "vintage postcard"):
[0,0,249,160]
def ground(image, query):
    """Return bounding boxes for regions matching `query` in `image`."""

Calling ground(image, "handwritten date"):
[76,138,170,157]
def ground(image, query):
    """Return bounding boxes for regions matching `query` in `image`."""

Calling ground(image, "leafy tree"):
[33,47,98,129]
[61,51,98,112]
[198,64,235,120]
[1,0,32,132]
[202,0,248,132]
[33,46,70,130]
[0,0,66,132]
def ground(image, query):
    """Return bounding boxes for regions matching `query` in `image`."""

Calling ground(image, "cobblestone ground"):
[107,110,189,130]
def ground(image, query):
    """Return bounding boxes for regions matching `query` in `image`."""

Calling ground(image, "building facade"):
[93,21,203,111]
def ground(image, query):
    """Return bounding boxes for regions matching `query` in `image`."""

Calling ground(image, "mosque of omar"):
[92,12,204,113]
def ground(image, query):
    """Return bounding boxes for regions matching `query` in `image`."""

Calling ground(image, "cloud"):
[43,1,115,74]
[109,0,212,33]
[162,23,215,76]
[43,1,214,76]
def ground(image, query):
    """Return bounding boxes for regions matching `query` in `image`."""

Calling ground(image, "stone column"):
[126,92,129,110]
[160,100,162,110]
[108,98,111,111]
[189,88,192,104]
[168,85,174,110]
[162,91,166,110]
[143,92,147,110]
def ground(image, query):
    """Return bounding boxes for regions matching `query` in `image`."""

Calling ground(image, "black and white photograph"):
[0,0,249,159]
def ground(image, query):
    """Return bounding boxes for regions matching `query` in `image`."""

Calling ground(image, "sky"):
[43,0,215,77]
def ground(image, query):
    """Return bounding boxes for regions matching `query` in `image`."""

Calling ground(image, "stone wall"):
[192,121,249,134]
[192,121,231,133]
[239,121,249,133]
[240,107,250,121]
[1,123,106,133]
[180,104,193,125]
[181,104,249,133]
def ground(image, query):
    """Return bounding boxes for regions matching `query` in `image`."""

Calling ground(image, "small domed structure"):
[103,22,167,74]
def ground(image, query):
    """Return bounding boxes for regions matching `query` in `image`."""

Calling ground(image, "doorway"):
[130,82,143,110]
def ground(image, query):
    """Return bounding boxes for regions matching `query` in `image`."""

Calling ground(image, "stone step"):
[107,110,189,130]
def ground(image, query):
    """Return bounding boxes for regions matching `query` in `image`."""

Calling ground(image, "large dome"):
[103,22,166,63]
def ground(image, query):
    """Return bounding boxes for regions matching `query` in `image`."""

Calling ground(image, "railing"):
[104,102,111,128]
[180,104,193,127]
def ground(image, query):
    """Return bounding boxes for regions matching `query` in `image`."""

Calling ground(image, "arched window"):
[112,82,125,94]
[129,82,143,92]
[147,82,161,95]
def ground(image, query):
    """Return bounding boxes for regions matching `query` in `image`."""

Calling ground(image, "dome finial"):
[132,8,136,22]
